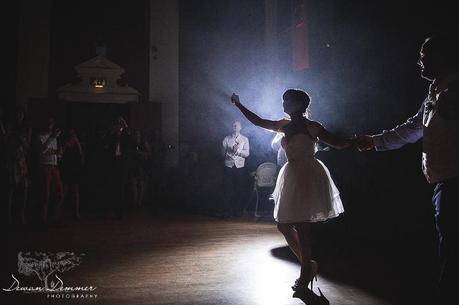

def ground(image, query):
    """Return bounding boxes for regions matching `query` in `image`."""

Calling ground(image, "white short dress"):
[271,133,344,223]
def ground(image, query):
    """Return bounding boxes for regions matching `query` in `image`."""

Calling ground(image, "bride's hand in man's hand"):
[345,137,358,149]
[231,93,241,105]
[354,134,374,151]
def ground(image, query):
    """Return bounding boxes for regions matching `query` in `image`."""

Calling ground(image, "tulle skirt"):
[271,157,344,223]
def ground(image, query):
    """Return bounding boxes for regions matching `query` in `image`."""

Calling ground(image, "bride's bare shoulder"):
[304,118,322,127]
[304,119,324,137]
[276,119,290,131]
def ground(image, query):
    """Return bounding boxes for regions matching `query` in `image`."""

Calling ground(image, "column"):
[149,0,179,168]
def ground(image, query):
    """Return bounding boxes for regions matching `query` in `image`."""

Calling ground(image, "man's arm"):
[358,102,425,151]
[221,137,229,157]
[38,134,57,154]
[372,103,424,151]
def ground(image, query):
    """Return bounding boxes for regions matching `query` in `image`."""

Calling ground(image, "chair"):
[248,162,278,220]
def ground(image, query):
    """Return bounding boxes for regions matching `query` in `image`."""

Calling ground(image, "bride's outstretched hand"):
[231,93,241,106]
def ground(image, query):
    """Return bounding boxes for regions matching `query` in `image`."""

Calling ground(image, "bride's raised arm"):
[231,93,285,132]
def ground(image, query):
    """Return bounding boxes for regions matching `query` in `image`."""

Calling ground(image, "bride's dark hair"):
[282,88,311,116]
[283,89,310,110]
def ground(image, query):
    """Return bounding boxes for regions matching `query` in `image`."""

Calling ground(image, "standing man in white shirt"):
[220,121,250,218]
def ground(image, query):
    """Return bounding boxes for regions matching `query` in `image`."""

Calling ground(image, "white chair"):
[249,162,278,220]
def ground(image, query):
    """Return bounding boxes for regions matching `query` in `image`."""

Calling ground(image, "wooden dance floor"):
[2,210,431,305]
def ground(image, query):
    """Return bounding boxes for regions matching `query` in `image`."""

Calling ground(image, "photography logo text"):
[2,251,97,300]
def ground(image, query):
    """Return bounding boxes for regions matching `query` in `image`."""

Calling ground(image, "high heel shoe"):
[291,260,319,291]
[309,260,319,290]
[291,278,306,291]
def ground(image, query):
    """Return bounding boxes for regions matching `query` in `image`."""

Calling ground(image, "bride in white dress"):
[231,89,351,292]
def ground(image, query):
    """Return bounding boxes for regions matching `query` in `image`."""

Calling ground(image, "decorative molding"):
[58,55,139,104]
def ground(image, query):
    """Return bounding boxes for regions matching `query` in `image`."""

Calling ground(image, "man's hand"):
[224,152,233,160]
[232,143,239,153]
[355,134,375,151]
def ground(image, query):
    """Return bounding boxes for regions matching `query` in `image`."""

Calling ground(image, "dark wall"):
[3,2,20,113]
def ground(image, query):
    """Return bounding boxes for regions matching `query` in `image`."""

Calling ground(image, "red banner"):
[292,3,309,70]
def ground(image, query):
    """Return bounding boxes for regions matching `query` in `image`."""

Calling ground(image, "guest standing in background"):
[35,116,64,227]
[129,130,151,208]
[104,116,132,219]
[62,128,84,220]
[5,106,32,225]
[220,120,250,218]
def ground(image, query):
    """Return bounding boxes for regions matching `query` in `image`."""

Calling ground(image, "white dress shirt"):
[373,76,459,183]
[222,133,250,168]
[39,133,59,166]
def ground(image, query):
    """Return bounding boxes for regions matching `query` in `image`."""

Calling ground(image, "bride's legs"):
[295,222,313,283]
[277,223,302,263]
